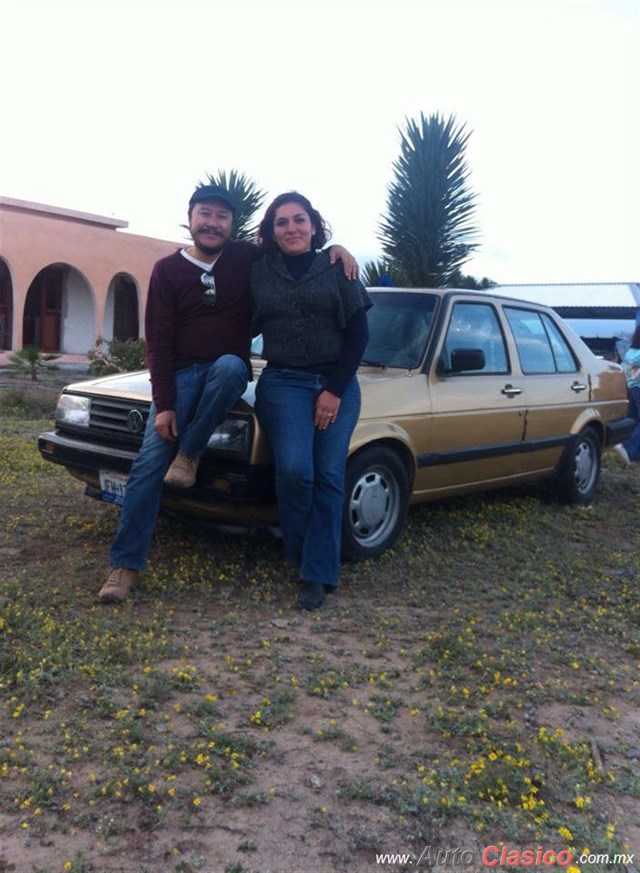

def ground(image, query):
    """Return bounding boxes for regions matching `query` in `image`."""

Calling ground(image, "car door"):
[415,299,527,496]
[502,306,591,474]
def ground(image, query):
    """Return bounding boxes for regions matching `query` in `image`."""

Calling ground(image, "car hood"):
[62,369,259,409]
[61,364,419,413]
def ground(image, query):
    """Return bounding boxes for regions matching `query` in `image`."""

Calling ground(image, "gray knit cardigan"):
[250,251,372,366]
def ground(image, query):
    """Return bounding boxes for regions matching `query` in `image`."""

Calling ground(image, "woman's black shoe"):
[297,580,326,611]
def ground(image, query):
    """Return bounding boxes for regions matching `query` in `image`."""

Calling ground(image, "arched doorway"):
[24,265,64,351]
[0,258,13,350]
[106,272,140,341]
[23,263,94,353]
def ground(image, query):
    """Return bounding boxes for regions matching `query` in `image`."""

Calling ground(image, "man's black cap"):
[189,184,236,214]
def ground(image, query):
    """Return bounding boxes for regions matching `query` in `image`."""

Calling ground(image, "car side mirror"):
[449,348,485,372]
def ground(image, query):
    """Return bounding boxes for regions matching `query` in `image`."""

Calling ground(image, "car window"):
[363,291,438,368]
[505,307,578,374]
[540,313,579,373]
[441,302,509,374]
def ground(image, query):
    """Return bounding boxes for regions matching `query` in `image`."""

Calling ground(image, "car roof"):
[366,286,555,311]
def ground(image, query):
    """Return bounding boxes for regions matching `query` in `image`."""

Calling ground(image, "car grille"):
[89,397,150,443]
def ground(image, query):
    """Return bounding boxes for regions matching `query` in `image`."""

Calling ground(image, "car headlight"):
[207,418,251,457]
[56,394,91,427]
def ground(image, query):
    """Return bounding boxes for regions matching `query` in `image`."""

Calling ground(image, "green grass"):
[1,401,639,872]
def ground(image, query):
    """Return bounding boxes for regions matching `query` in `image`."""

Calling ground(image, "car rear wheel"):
[553,427,601,505]
[342,445,410,561]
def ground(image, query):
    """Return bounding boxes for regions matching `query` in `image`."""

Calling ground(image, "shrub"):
[88,337,146,376]
[0,386,59,419]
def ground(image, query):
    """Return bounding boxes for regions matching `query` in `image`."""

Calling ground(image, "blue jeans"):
[623,385,640,462]
[255,368,361,588]
[109,355,248,570]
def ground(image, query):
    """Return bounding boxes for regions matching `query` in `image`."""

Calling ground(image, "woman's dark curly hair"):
[257,191,332,252]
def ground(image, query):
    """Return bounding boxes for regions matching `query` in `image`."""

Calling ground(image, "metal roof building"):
[495,282,640,309]
[494,282,640,357]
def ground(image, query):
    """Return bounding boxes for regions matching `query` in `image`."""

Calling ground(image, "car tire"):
[553,426,601,505]
[342,445,410,562]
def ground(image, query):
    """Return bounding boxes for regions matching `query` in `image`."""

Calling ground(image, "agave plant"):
[378,113,479,287]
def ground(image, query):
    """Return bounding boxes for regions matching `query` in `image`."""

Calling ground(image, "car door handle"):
[501,384,523,397]
[570,381,588,393]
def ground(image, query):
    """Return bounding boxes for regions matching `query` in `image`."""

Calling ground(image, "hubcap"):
[356,473,389,528]
[574,440,595,493]
[348,464,401,547]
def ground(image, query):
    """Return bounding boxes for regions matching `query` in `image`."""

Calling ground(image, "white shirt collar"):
[180,248,222,271]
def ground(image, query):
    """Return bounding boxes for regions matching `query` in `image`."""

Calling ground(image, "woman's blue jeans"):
[623,384,640,462]
[255,368,361,588]
[109,355,248,570]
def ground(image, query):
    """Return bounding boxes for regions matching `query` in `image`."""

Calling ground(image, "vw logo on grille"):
[126,409,144,434]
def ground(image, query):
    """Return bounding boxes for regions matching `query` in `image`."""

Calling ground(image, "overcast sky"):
[1,0,638,284]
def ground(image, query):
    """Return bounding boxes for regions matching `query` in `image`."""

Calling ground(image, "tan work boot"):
[99,567,139,604]
[164,451,200,488]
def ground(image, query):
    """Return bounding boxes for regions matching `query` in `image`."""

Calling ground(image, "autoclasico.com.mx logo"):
[374,844,636,868]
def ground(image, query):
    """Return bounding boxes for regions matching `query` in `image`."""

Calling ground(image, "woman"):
[615,324,640,464]
[251,192,372,610]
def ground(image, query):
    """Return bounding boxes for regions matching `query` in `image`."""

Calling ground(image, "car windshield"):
[363,291,438,368]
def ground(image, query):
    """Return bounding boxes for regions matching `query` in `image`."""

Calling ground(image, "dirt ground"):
[1,396,639,873]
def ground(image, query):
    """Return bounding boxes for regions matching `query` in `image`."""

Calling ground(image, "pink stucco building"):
[0,196,181,356]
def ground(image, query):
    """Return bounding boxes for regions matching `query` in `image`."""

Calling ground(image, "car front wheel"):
[342,445,410,561]
[553,427,601,505]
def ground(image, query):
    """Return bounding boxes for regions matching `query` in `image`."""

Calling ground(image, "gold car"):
[38,288,632,560]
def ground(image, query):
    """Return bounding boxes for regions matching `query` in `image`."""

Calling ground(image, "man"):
[99,184,356,604]
[98,184,253,603]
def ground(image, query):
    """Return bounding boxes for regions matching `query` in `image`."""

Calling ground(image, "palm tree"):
[378,113,479,287]
[9,346,60,381]
[196,169,266,241]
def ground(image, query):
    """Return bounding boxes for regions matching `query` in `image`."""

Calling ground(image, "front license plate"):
[99,470,128,506]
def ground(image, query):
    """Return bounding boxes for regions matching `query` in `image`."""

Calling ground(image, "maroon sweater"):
[145,241,257,412]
